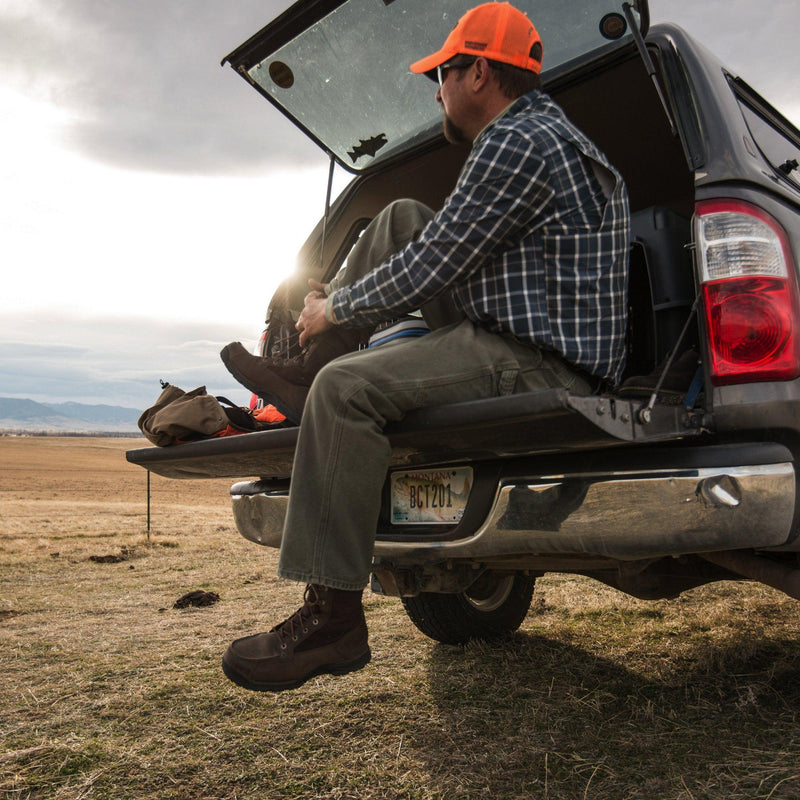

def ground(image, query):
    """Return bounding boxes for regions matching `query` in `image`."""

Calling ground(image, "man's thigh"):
[312,320,569,420]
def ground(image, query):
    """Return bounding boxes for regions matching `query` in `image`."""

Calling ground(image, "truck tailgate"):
[126,388,699,479]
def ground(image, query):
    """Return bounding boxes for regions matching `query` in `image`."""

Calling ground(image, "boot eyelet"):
[312,618,319,626]
[280,643,287,650]
[292,635,298,641]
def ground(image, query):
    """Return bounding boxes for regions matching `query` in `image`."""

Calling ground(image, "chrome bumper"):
[231,460,796,560]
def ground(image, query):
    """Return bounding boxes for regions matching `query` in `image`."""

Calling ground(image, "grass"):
[1,437,800,799]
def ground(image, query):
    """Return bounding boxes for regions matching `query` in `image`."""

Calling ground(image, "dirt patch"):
[173,589,221,608]
[89,545,137,563]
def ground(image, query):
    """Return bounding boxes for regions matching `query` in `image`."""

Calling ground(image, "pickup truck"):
[127,0,800,645]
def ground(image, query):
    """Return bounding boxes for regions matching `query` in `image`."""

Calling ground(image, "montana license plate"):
[390,467,473,525]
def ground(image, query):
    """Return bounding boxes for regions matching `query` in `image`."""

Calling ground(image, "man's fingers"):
[296,294,332,349]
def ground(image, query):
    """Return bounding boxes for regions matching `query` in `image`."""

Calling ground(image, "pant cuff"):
[277,568,368,592]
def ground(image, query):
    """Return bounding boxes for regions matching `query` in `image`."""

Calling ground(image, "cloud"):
[0,311,258,409]
[648,0,800,125]
[0,0,320,174]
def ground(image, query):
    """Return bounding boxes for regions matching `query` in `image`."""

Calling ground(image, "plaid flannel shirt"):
[330,90,631,385]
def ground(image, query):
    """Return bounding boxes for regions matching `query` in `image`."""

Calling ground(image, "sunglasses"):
[436,58,477,87]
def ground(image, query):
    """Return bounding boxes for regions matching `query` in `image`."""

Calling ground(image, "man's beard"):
[443,113,470,145]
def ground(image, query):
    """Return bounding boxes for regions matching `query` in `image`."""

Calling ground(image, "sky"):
[1,0,799,411]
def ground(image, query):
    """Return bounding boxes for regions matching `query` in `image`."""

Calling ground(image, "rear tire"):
[401,572,536,645]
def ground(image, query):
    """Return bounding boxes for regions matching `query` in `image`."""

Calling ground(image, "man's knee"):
[382,199,435,242]
[306,348,402,422]
[306,354,363,412]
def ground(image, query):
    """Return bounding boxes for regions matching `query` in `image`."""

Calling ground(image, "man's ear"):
[471,57,492,92]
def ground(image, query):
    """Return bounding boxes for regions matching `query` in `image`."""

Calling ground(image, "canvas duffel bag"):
[138,383,265,446]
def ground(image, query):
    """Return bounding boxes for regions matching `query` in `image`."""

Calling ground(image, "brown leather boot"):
[220,329,366,423]
[222,585,370,692]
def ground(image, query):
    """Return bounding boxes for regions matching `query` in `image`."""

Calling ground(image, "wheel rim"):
[463,574,515,612]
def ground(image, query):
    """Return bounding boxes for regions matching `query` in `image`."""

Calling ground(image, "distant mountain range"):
[0,397,141,434]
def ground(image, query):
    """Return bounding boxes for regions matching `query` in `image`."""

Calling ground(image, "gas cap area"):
[697,474,742,507]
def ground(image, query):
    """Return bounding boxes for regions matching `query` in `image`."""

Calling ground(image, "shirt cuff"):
[324,294,339,325]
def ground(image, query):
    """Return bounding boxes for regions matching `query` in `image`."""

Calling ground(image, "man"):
[220,1,630,692]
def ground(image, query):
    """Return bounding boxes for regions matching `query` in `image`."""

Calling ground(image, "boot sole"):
[221,647,372,693]
[220,345,303,424]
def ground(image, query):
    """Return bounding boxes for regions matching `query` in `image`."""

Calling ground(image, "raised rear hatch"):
[222,0,649,171]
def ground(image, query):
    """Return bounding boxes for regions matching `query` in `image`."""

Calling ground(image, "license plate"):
[390,467,472,525]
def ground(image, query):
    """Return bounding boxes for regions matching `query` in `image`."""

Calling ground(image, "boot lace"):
[271,585,328,649]
[264,309,304,361]
[263,350,307,368]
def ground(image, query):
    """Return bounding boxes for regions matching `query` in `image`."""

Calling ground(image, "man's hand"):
[296,279,335,347]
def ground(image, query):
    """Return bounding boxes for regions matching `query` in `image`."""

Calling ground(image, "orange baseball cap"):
[409,2,543,76]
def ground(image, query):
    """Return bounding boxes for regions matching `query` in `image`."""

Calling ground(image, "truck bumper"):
[231,442,797,561]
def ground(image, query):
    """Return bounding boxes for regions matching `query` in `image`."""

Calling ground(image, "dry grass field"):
[2,436,800,799]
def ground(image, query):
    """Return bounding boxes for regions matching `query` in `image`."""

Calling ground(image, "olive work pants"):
[277,200,592,591]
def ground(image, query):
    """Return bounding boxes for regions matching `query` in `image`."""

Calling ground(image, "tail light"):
[695,199,800,385]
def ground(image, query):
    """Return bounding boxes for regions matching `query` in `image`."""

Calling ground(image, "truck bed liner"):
[126,388,698,480]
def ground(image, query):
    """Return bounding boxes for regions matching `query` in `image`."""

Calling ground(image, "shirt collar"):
[473,89,543,144]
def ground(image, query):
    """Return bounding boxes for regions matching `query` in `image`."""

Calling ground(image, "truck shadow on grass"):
[418,630,800,799]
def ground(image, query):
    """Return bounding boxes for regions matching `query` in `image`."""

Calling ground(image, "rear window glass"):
[242,0,643,172]
[732,79,800,193]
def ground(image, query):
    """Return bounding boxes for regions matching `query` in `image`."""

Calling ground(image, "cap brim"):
[409,45,458,76]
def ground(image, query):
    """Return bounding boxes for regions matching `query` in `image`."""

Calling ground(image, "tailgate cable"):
[638,294,701,424]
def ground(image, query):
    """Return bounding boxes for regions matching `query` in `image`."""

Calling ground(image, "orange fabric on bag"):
[213,425,246,439]
[254,405,286,423]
